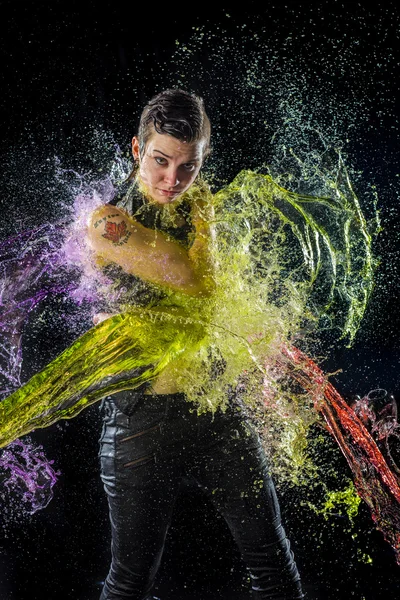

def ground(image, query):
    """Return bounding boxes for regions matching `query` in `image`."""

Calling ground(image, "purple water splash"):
[0,223,67,512]
[0,158,130,513]
[0,438,60,514]
[0,183,112,513]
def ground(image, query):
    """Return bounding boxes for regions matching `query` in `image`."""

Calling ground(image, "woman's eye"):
[155,157,167,165]
[183,163,196,172]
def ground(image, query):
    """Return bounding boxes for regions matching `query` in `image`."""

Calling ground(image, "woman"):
[86,89,305,600]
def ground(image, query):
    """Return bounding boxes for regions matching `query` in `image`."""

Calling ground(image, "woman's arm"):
[86,204,212,297]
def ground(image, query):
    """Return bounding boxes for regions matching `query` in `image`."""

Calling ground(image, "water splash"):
[0,151,134,513]
[0,223,71,513]
[274,344,400,565]
[0,138,396,571]
[0,17,397,568]
[352,389,400,477]
[0,438,59,515]
[0,153,378,441]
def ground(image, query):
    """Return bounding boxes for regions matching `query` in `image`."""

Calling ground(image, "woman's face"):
[132,131,206,205]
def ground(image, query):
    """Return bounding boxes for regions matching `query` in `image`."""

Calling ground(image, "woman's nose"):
[164,167,180,187]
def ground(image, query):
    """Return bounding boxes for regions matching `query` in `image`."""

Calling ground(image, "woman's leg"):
[190,408,305,600]
[99,395,181,600]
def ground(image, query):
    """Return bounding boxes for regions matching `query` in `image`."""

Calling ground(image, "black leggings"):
[99,392,304,600]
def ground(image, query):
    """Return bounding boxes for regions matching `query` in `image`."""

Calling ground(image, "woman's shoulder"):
[86,204,137,255]
[87,205,128,240]
[89,204,127,226]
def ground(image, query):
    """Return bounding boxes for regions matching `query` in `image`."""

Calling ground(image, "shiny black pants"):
[99,392,304,600]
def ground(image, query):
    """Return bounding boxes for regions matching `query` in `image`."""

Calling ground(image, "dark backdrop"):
[0,2,400,599]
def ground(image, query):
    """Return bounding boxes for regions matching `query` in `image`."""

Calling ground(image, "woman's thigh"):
[99,396,182,555]
[191,411,286,545]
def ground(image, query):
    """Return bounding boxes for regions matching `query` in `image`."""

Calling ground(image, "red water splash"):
[279,344,400,565]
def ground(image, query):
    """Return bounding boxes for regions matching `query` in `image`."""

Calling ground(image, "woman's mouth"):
[158,189,180,197]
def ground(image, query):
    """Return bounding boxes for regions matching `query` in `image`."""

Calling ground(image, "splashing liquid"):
[276,344,400,565]
[0,438,59,514]
[0,136,398,569]
[0,156,376,443]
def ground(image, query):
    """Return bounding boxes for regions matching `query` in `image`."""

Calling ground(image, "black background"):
[1,1,400,599]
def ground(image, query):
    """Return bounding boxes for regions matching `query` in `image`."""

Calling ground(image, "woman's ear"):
[131,136,140,161]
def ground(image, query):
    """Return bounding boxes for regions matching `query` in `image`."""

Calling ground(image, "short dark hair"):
[137,88,211,158]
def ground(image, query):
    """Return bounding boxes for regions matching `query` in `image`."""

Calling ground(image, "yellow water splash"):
[0,163,377,482]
